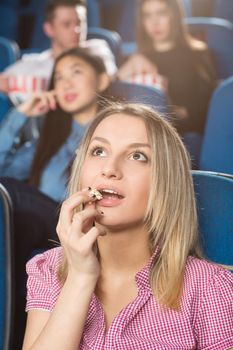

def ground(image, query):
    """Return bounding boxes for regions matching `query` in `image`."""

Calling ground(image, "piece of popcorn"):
[89,188,103,200]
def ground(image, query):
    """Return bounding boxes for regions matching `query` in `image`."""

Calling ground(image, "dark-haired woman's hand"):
[17,90,57,117]
[56,189,105,281]
[173,106,189,120]
[0,74,9,93]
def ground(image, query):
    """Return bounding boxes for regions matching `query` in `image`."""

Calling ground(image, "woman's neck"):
[97,226,151,276]
[153,40,175,52]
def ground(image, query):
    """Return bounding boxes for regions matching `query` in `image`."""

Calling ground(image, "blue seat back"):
[0,5,18,41]
[214,0,233,24]
[109,80,168,115]
[0,36,20,72]
[199,76,233,175]
[87,0,101,27]
[87,27,122,66]
[0,184,14,350]
[192,170,233,268]
[185,17,233,79]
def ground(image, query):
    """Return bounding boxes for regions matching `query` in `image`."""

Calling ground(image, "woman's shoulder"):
[26,246,63,277]
[184,257,233,346]
[185,256,233,295]
[26,247,64,311]
[189,38,208,51]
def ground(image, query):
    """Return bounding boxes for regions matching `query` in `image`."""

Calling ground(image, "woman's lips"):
[64,93,78,102]
[97,195,124,207]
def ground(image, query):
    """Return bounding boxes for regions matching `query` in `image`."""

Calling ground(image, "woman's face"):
[81,114,151,229]
[141,0,173,45]
[54,55,100,115]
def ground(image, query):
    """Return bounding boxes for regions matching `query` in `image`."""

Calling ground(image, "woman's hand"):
[0,74,9,93]
[17,90,57,117]
[173,106,189,120]
[56,189,105,281]
[118,53,158,80]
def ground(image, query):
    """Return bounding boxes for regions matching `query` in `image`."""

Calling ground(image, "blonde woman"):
[23,103,233,350]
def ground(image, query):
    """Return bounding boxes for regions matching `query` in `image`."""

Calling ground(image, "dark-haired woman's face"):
[54,55,101,115]
[142,0,173,46]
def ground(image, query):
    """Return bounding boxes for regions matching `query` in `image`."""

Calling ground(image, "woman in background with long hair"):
[118,0,216,135]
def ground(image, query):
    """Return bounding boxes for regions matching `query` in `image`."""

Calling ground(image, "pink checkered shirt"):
[26,247,233,350]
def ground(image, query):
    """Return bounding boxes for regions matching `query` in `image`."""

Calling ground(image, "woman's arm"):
[23,274,97,350]
[0,109,28,172]
[23,189,104,350]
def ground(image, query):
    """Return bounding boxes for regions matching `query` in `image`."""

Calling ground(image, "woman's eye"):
[92,147,106,157]
[74,69,82,75]
[130,152,148,162]
[54,76,62,83]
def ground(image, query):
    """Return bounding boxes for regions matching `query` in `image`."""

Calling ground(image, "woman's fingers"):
[57,190,101,238]
[58,206,98,242]
[79,226,106,252]
[16,90,57,116]
[70,207,101,235]
[46,90,57,110]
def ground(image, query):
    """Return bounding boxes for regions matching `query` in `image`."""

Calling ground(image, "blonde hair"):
[59,102,201,309]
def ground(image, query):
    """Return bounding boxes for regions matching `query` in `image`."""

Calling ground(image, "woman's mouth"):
[64,93,78,102]
[97,188,124,207]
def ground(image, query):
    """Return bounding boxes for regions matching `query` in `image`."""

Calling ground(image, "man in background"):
[0,0,116,104]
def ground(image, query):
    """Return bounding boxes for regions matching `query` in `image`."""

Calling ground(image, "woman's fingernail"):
[82,187,91,192]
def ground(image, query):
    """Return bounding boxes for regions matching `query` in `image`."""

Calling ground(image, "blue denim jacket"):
[0,108,87,202]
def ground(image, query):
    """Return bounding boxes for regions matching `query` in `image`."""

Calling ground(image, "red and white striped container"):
[8,75,49,105]
[126,73,168,93]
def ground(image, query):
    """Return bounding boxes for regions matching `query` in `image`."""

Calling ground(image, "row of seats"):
[0,169,232,349]
[1,16,233,79]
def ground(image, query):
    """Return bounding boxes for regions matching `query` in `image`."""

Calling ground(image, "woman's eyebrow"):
[128,143,151,149]
[90,137,110,144]
[90,137,150,148]
[55,63,83,75]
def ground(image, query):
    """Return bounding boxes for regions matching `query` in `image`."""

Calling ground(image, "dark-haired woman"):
[0,46,109,201]
[118,0,217,135]
[0,46,109,349]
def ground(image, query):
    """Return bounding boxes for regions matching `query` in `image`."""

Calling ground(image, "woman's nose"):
[101,160,122,180]
[63,77,73,88]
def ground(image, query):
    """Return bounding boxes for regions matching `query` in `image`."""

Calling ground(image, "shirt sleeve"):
[0,108,27,166]
[195,267,233,350]
[26,248,62,312]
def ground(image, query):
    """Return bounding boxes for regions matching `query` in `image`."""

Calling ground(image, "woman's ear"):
[97,73,111,93]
